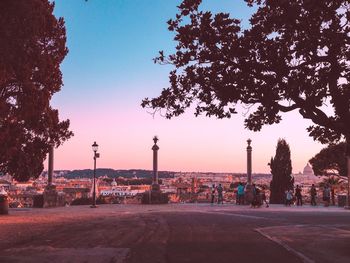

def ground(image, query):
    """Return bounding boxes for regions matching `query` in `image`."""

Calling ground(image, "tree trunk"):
[346,137,350,207]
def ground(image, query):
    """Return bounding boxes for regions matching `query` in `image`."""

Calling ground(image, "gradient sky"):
[48,0,326,173]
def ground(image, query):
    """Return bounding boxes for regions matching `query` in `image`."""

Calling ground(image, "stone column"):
[244,139,254,204]
[247,139,252,185]
[152,136,160,191]
[141,136,169,204]
[48,145,54,186]
[43,145,58,208]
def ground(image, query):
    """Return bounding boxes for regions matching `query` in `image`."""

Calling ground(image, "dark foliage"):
[142,0,350,153]
[269,139,294,204]
[309,142,347,179]
[0,0,73,181]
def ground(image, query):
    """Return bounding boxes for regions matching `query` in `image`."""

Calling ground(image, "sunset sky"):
[48,0,326,174]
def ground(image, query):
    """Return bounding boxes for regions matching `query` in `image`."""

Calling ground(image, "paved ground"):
[0,204,349,263]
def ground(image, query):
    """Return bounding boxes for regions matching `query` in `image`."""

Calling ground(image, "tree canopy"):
[142,0,350,150]
[269,139,293,204]
[309,142,347,179]
[0,0,73,181]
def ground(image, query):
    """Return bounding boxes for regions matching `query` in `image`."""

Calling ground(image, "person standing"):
[295,185,303,206]
[261,187,269,208]
[237,182,245,205]
[285,189,293,206]
[323,184,331,207]
[210,184,216,205]
[251,184,259,208]
[217,184,224,204]
[310,184,317,206]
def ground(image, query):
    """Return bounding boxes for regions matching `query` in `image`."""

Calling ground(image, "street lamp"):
[91,141,99,208]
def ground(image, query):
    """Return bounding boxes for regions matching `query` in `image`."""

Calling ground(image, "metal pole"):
[93,154,96,207]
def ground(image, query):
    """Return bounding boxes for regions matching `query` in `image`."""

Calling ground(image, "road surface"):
[0,204,349,263]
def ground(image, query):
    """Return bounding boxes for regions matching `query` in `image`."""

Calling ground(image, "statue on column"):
[151,136,160,191]
[244,139,254,204]
[141,136,169,204]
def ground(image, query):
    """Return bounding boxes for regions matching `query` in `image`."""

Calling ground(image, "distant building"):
[303,163,314,176]
[100,185,149,197]
[0,179,11,191]
[293,163,320,186]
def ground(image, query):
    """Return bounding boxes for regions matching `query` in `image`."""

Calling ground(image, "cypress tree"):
[269,139,294,204]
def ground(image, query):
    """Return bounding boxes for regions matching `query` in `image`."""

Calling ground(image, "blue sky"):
[53,0,255,108]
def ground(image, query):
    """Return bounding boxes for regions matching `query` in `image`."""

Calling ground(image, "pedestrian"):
[217,184,224,204]
[285,189,293,206]
[310,184,317,206]
[210,184,216,205]
[237,182,245,205]
[284,190,288,206]
[295,185,303,206]
[261,187,269,208]
[323,184,331,207]
[251,184,259,208]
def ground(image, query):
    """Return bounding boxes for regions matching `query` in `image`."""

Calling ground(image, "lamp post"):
[91,141,99,208]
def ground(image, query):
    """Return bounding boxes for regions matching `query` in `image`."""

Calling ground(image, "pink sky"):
[46,98,325,174]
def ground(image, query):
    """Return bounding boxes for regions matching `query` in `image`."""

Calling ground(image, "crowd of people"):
[283,184,331,207]
[209,182,333,208]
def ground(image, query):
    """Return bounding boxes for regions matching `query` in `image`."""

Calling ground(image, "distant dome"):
[111,180,117,186]
[303,163,314,176]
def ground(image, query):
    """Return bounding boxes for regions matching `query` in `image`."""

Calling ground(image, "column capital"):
[152,145,159,151]
[247,138,252,150]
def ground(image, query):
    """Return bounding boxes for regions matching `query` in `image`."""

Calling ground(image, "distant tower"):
[152,136,160,191]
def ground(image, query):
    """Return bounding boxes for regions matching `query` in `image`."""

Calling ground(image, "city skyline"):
[47,0,326,174]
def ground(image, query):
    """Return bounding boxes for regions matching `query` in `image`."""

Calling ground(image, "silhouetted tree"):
[142,0,350,201]
[309,142,347,179]
[0,0,73,181]
[269,139,293,204]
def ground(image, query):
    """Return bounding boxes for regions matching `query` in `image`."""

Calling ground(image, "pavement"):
[0,204,349,263]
